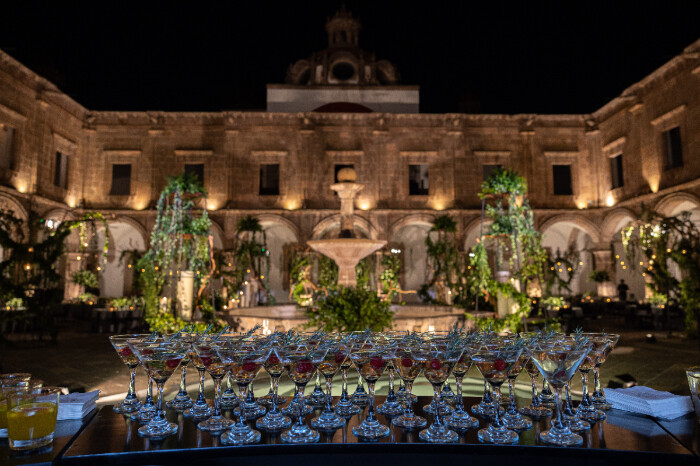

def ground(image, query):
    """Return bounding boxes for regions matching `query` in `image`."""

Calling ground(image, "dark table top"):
[0,409,96,466]
[57,397,698,466]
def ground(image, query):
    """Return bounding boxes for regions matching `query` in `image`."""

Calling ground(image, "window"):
[184,163,205,185]
[0,125,15,170]
[610,154,624,189]
[663,126,683,170]
[110,164,132,196]
[54,151,68,189]
[334,164,354,183]
[408,164,429,195]
[259,164,280,195]
[552,165,572,195]
[482,164,502,182]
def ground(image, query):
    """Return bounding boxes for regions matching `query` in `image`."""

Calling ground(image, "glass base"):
[538,395,557,410]
[222,424,261,445]
[308,388,327,407]
[579,407,606,422]
[592,399,613,411]
[197,415,234,433]
[234,403,266,420]
[445,410,479,430]
[220,394,239,410]
[334,399,361,417]
[519,405,552,418]
[138,421,178,440]
[396,391,418,403]
[311,411,346,431]
[441,387,456,406]
[352,418,390,440]
[256,410,292,431]
[392,413,428,430]
[567,417,591,432]
[114,399,141,414]
[503,412,533,431]
[166,394,194,411]
[478,425,518,444]
[423,400,454,416]
[258,394,287,408]
[283,402,313,417]
[184,400,211,420]
[281,424,320,444]
[351,392,369,406]
[376,400,404,417]
[471,402,503,418]
[8,432,54,451]
[540,428,583,446]
[131,404,158,424]
[419,424,458,443]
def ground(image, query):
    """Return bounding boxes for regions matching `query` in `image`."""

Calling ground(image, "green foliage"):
[647,292,667,307]
[76,293,97,304]
[542,296,565,309]
[71,270,99,290]
[479,167,528,198]
[5,297,24,309]
[317,255,339,290]
[588,270,611,283]
[467,313,561,333]
[431,215,458,233]
[109,297,129,309]
[305,286,393,332]
[379,253,403,301]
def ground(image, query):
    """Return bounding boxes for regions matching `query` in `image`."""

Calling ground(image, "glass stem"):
[565,384,573,414]
[324,376,334,413]
[213,377,222,417]
[553,384,565,431]
[296,383,307,426]
[197,369,206,401]
[433,384,443,426]
[237,383,248,427]
[157,382,165,420]
[593,366,602,397]
[454,375,464,411]
[178,366,187,394]
[483,378,492,403]
[530,375,540,406]
[271,376,280,414]
[341,368,349,399]
[366,381,376,421]
[146,377,154,403]
[507,378,517,413]
[491,383,503,428]
[387,368,395,401]
[127,366,138,401]
[403,381,415,417]
[581,371,590,407]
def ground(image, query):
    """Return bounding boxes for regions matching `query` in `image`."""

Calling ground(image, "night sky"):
[2,1,699,114]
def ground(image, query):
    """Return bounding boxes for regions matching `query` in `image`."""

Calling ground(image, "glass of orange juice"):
[0,373,32,438]
[7,386,61,451]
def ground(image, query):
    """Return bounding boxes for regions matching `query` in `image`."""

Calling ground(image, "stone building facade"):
[0,12,699,304]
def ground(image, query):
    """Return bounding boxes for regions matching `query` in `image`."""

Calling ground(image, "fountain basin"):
[307,238,387,287]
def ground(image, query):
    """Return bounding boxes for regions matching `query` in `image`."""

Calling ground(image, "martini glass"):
[311,340,347,431]
[391,345,426,429]
[281,345,328,444]
[131,375,157,424]
[395,379,417,403]
[351,373,369,406]
[473,340,525,444]
[502,352,532,431]
[350,338,394,440]
[166,333,194,411]
[194,341,234,433]
[334,355,360,416]
[308,371,327,407]
[575,334,609,422]
[220,374,239,410]
[519,356,552,418]
[127,338,186,439]
[110,334,148,414]
[377,360,404,417]
[527,337,591,446]
[256,346,292,431]
[563,381,589,432]
[414,338,463,443]
[445,341,479,431]
[217,340,266,445]
[184,336,212,420]
[590,333,620,410]
[539,379,556,410]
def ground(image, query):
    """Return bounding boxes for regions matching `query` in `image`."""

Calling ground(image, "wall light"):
[605,193,615,207]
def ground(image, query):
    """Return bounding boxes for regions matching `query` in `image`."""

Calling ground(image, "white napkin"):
[605,386,693,420]
[57,390,99,421]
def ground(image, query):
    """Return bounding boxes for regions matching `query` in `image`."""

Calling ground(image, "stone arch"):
[388,214,436,299]
[0,193,28,221]
[600,208,637,243]
[256,214,300,243]
[109,216,148,246]
[388,213,435,238]
[258,215,301,304]
[538,214,601,244]
[42,208,75,223]
[463,216,492,250]
[98,218,148,297]
[208,219,225,250]
[655,192,700,217]
[311,214,378,240]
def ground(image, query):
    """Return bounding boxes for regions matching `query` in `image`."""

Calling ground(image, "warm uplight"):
[356,197,373,211]
[76,256,81,261]
[284,198,300,210]
[66,196,77,208]
[430,198,447,211]
[16,182,27,193]
[207,199,220,211]
[24,263,31,270]
[133,198,148,211]
[576,200,587,210]
[647,176,660,193]
[605,193,615,207]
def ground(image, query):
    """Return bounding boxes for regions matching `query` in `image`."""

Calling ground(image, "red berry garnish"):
[141,349,154,355]
[494,359,506,371]
[554,370,567,380]
[268,354,279,364]
[334,352,346,364]
[242,361,257,372]
[200,356,212,367]
[297,360,314,373]
[401,357,413,368]
[430,359,442,370]
[370,357,384,370]
[119,348,132,357]
[166,358,181,369]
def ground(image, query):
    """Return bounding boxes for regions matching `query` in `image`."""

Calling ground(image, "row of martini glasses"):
[108,328,619,446]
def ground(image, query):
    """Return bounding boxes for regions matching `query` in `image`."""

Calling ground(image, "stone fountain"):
[307,168,386,287]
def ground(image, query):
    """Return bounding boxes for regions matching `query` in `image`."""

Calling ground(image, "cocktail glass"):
[519,356,552,418]
[441,381,456,406]
[194,341,234,433]
[527,337,591,446]
[414,339,463,443]
[165,333,194,411]
[575,334,609,423]
[218,340,266,445]
[563,381,589,432]
[350,339,393,440]
[184,336,212,420]
[311,341,347,431]
[256,347,292,431]
[110,334,148,414]
[0,373,32,438]
[471,379,496,416]
[308,371,327,407]
[334,356,360,417]
[281,345,327,444]
[351,373,369,406]
[392,346,427,430]
[7,386,61,451]
[377,361,403,417]
[502,352,532,431]
[589,333,620,410]
[131,375,157,424]
[473,341,524,444]
[445,342,479,431]
[127,338,187,439]
[220,373,239,410]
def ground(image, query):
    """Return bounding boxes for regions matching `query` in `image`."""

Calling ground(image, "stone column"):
[63,252,83,301]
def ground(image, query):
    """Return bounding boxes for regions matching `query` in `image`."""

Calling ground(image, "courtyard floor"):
[1,324,698,406]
